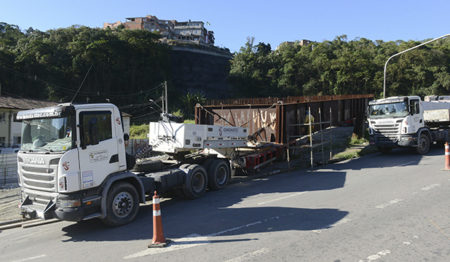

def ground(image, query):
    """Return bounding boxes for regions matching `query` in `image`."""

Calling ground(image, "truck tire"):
[416,133,430,155]
[207,159,230,190]
[102,182,139,226]
[182,164,208,199]
[377,147,392,154]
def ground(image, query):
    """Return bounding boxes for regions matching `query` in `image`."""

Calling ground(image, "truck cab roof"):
[16,103,118,120]
[369,96,421,105]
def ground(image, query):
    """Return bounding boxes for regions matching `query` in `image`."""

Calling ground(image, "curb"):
[0,218,60,231]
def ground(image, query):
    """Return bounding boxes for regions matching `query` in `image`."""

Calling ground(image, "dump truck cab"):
[368,95,450,154]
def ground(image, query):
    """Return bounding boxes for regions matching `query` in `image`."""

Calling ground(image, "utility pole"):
[164,81,168,114]
[383,33,450,98]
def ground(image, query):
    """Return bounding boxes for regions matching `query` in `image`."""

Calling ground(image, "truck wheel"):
[207,159,230,190]
[102,182,139,226]
[377,147,392,154]
[416,134,430,155]
[182,164,208,199]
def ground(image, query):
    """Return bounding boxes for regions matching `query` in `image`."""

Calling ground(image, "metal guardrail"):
[0,152,18,188]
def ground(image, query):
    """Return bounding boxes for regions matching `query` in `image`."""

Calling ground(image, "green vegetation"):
[129,124,148,139]
[230,36,450,98]
[349,132,369,146]
[0,23,169,105]
[333,131,376,160]
[2,22,450,123]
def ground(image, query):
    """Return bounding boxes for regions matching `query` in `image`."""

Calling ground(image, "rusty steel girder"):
[195,94,374,144]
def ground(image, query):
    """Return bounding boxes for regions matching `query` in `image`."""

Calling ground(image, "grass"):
[349,133,369,146]
[332,131,377,160]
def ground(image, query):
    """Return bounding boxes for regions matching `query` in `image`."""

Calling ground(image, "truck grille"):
[373,121,401,141]
[19,161,58,193]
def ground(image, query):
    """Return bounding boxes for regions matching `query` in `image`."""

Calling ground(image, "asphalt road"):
[1,146,450,262]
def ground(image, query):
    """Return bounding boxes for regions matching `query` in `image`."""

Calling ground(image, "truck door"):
[77,109,120,190]
[409,99,422,132]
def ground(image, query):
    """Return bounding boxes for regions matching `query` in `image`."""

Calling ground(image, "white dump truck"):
[367,96,450,154]
[16,103,249,226]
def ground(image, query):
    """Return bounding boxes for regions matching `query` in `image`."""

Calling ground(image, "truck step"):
[82,212,102,221]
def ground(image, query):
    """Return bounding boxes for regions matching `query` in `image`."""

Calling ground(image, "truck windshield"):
[20,117,73,152]
[368,102,409,119]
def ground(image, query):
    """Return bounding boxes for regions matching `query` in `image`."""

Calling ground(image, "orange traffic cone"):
[148,191,170,248]
[445,143,450,170]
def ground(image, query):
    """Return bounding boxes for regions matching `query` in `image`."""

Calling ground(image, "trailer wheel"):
[183,164,208,199]
[207,159,230,190]
[416,134,430,155]
[102,182,139,226]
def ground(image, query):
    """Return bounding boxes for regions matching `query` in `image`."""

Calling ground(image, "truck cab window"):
[80,111,112,147]
[409,99,419,115]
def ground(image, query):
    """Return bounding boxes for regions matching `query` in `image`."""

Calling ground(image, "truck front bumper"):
[370,134,417,147]
[54,193,102,221]
[397,135,417,147]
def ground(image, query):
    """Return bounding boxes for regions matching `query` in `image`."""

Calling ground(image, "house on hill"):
[0,96,56,148]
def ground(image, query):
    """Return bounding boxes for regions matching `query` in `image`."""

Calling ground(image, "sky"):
[1,0,449,52]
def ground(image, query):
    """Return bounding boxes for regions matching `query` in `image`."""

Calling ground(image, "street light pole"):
[383,33,450,98]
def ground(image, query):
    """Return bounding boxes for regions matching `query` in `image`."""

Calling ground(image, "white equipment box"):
[149,122,248,153]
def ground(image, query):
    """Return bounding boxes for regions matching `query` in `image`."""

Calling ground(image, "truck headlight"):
[57,199,81,208]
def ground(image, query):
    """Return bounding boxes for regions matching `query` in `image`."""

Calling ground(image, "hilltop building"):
[277,39,312,50]
[104,15,215,45]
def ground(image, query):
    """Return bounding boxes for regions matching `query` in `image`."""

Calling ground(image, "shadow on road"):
[62,170,348,242]
[331,146,442,171]
[60,146,444,242]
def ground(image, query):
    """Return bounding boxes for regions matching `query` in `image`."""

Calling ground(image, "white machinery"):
[149,121,248,153]
[368,96,450,154]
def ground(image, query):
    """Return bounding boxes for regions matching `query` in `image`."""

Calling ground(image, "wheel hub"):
[112,192,133,218]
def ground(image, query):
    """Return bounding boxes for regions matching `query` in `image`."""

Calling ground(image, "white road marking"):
[399,161,416,167]
[376,199,403,209]
[257,192,306,205]
[11,254,47,262]
[125,215,281,259]
[403,241,411,245]
[333,218,351,227]
[421,184,440,191]
[124,234,209,259]
[359,250,391,262]
[312,230,322,234]
[209,220,263,236]
[224,248,271,262]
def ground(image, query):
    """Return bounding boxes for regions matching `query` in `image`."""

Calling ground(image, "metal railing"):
[0,151,18,188]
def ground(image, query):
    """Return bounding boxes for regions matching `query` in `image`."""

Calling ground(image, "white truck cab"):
[368,96,450,154]
[17,103,144,225]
